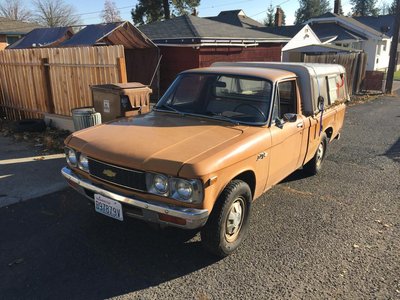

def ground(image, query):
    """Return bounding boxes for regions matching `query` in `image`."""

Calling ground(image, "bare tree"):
[33,0,81,27]
[101,0,122,23]
[0,0,32,21]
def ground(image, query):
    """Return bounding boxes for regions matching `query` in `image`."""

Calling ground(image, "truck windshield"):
[155,73,273,125]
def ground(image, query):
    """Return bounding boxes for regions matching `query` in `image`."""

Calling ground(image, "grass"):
[394,70,400,81]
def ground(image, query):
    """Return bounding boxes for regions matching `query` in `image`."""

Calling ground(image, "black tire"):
[303,132,328,175]
[13,119,46,133]
[201,180,252,257]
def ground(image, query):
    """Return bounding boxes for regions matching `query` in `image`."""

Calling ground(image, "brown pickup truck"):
[62,62,348,257]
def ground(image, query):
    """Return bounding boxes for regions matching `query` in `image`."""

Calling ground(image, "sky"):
[58,0,388,25]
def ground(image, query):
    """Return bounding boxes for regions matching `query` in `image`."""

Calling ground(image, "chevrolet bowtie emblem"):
[103,169,117,178]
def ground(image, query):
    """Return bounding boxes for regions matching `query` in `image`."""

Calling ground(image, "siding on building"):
[159,43,283,94]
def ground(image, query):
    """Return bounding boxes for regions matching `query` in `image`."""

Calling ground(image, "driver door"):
[267,79,306,186]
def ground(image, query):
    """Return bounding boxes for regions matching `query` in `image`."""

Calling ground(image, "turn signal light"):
[158,213,186,225]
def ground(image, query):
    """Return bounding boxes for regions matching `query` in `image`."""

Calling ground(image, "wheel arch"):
[325,127,334,140]
[231,170,256,200]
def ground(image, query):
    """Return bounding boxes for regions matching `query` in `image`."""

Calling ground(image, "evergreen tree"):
[281,8,286,25]
[388,0,398,14]
[295,0,331,24]
[131,0,200,25]
[350,0,379,16]
[264,3,274,27]
[264,5,286,26]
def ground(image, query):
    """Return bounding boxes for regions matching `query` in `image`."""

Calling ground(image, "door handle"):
[297,122,304,128]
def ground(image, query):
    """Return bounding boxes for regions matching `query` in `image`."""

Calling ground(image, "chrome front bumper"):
[61,167,209,229]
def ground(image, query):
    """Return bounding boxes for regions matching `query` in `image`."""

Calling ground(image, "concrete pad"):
[0,136,67,208]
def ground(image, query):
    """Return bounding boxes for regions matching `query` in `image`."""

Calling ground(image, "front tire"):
[303,133,328,175]
[201,180,252,257]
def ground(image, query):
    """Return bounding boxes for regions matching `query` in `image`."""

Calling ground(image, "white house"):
[306,13,395,71]
[262,12,398,72]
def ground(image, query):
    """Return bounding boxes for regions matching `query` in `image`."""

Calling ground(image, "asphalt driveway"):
[0,95,399,299]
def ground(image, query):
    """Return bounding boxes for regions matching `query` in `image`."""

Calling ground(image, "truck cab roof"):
[182,66,297,82]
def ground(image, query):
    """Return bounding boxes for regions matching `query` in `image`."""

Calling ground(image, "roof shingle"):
[139,15,288,43]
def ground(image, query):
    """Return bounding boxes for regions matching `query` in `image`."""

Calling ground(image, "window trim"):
[270,78,298,126]
[156,72,275,127]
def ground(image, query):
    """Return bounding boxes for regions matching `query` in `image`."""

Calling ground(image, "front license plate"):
[94,194,123,221]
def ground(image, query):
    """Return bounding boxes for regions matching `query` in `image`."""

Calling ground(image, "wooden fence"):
[0,45,126,120]
[304,52,367,95]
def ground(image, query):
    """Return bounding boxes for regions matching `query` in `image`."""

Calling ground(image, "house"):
[306,13,396,71]
[139,14,289,92]
[0,17,41,50]
[7,27,73,49]
[262,12,397,72]
[263,23,362,62]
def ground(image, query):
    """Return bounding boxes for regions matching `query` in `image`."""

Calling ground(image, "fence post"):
[42,58,55,114]
[117,57,128,83]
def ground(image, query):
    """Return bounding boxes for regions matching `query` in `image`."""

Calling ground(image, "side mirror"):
[283,113,297,123]
[275,118,284,129]
[214,81,227,88]
[318,96,325,111]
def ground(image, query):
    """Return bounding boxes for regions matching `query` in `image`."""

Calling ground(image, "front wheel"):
[303,133,328,175]
[201,180,252,257]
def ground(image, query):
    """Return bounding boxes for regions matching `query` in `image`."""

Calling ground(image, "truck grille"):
[88,158,147,192]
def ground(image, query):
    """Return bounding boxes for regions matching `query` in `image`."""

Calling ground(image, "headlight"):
[78,153,89,172]
[146,172,203,204]
[65,148,77,167]
[146,173,169,196]
[171,179,193,200]
[171,178,203,203]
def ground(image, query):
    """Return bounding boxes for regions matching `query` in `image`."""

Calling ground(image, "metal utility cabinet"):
[92,83,152,122]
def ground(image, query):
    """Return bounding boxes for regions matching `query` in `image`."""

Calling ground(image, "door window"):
[273,80,297,120]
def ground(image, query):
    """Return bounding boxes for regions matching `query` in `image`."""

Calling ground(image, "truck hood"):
[67,112,246,176]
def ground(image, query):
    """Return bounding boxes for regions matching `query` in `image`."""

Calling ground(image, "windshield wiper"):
[155,104,185,116]
[206,112,239,125]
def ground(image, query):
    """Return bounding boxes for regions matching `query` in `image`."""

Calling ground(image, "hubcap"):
[225,197,245,243]
[316,142,324,167]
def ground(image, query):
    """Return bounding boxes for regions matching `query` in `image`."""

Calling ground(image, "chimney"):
[191,8,198,16]
[275,7,283,27]
[334,0,341,14]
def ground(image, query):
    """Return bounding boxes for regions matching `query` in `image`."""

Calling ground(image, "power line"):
[249,0,290,17]
[200,0,257,10]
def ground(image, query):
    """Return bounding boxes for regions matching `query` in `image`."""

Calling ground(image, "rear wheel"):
[303,133,328,175]
[201,180,252,257]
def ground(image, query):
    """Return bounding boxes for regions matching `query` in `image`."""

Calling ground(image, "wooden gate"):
[304,52,367,95]
[0,45,127,120]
